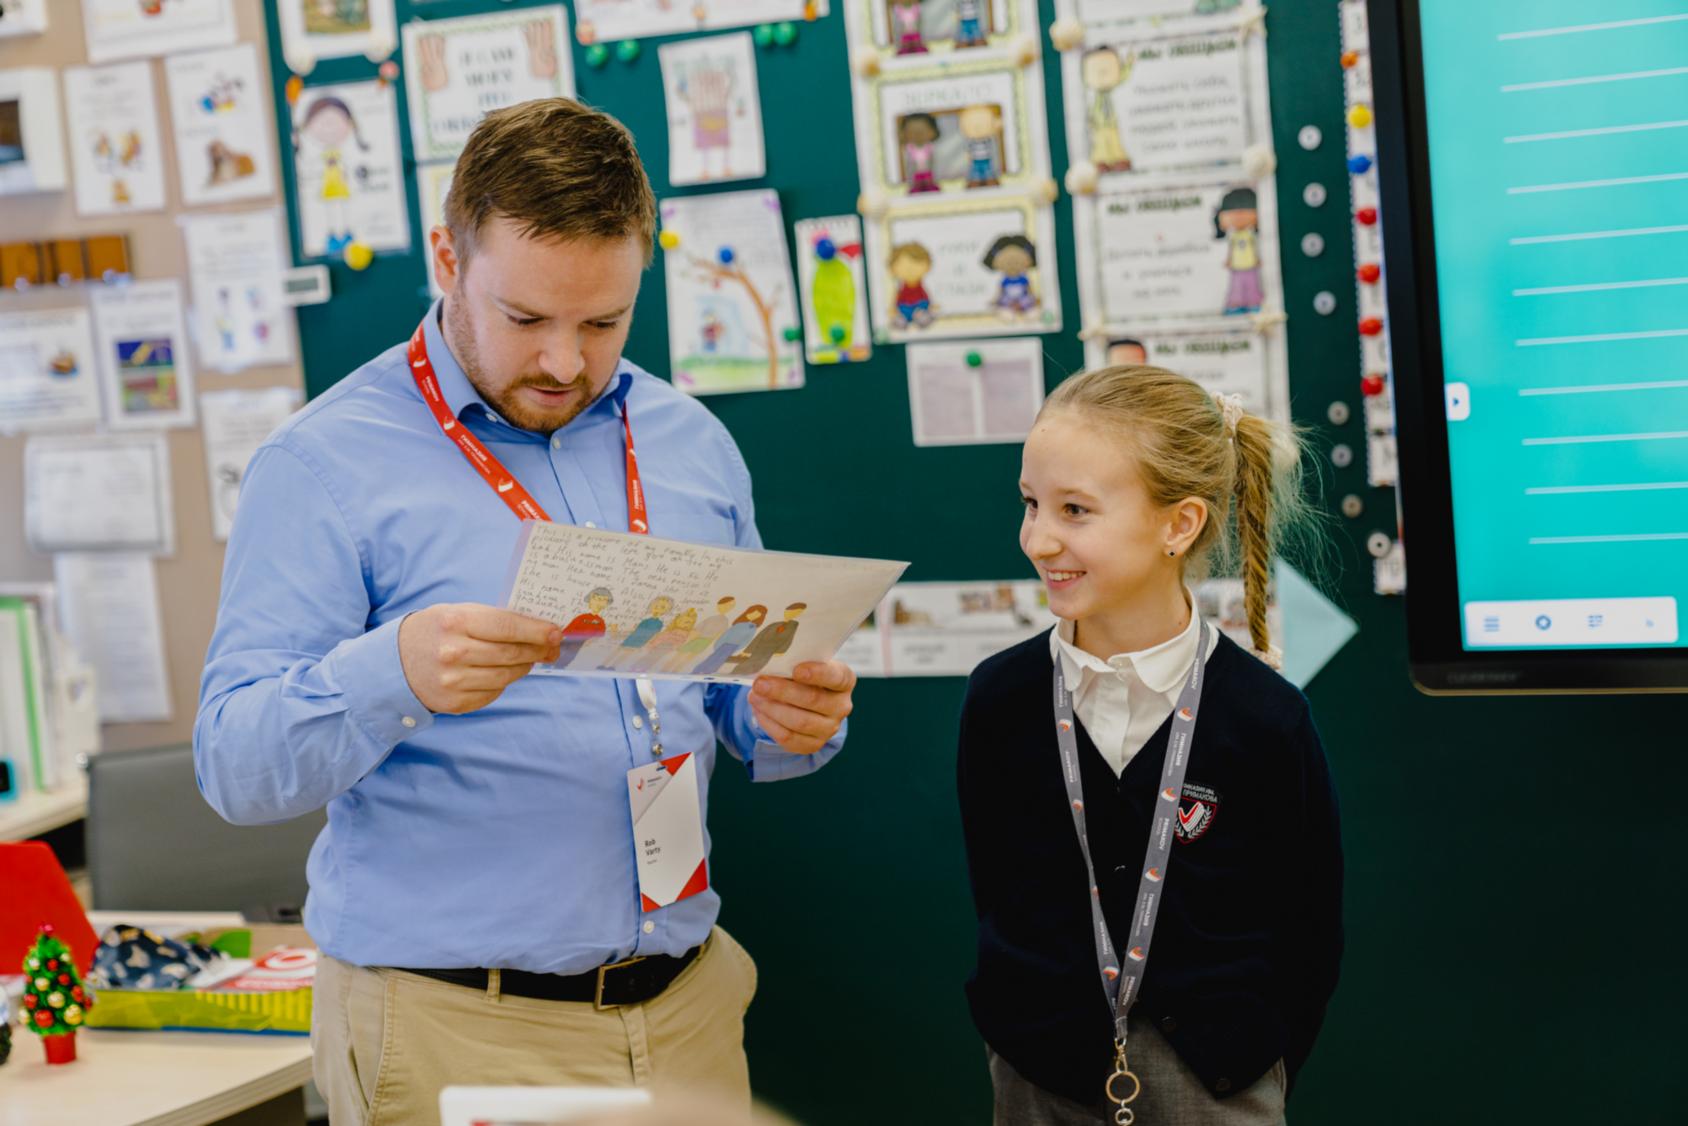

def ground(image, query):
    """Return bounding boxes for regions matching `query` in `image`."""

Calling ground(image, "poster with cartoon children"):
[873,66,1043,198]
[505,524,906,686]
[291,80,410,259]
[861,0,1020,59]
[866,196,1062,341]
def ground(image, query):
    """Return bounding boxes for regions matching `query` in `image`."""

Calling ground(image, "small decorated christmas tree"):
[21,924,92,1064]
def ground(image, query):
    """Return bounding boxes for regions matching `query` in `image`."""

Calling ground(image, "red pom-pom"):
[46,959,59,971]
[57,973,70,985]
[1356,207,1378,226]
[72,986,86,1002]
[1362,374,1386,396]
[1357,263,1381,284]
[1359,317,1384,336]
[34,1009,55,1028]
[23,994,37,1009]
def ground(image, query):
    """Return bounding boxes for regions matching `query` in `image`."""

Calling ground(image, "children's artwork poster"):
[660,190,803,396]
[874,580,1055,677]
[0,68,69,197]
[0,0,48,38]
[401,5,574,164]
[79,0,236,64]
[1079,178,1279,327]
[906,337,1045,446]
[1064,24,1261,182]
[864,194,1062,342]
[164,44,277,208]
[857,0,1023,59]
[276,0,397,71]
[573,0,828,43]
[502,521,907,685]
[416,162,454,299]
[0,308,102,434]
[1070,0,1251,23]
[61,62,167,218]
[291,81,410,260]
[1085,326,1278,417]
[658,32,765,187]
[89,280,197,430]
[198,387,302,542]
[793,215,871,365]
[180,210,295,373]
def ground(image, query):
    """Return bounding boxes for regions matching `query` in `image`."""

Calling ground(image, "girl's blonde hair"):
[1042,364,1318,661]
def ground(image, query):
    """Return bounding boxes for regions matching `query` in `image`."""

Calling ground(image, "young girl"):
[958,365,1342,1125]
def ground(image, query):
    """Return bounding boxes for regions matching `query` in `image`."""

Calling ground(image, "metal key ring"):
[1115,1107,1135,1126]
[1106,1068,1141,1106]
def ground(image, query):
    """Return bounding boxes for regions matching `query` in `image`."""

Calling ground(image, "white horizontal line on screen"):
[1514,276,1688,296]
[1529,532,1688,545]
[1505,119,1688,144]
[1508,171,1688,195]
[1499,14,1688,41]
[1517,328,1688,347]
[1511,224,1688,245]
[1522,430,1688,446]
[1503,66,1688,92]
[1518,378,1688,395]
[1526,481,1688,495]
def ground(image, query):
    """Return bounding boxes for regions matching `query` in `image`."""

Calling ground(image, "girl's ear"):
[1166,497,1208,554]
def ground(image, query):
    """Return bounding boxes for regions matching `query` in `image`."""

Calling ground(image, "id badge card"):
[626,752,710,912]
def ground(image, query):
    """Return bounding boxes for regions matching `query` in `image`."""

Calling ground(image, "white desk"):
[1,911,313,1125]
[0,774,88,840]
[0,1028,313,1126]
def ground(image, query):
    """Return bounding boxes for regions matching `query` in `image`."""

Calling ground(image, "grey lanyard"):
[1052,621,1212,1125]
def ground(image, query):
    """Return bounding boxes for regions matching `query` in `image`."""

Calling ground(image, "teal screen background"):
[1418,0,1688,649]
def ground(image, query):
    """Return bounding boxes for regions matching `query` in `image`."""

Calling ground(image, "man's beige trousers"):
[311,927,758,1125]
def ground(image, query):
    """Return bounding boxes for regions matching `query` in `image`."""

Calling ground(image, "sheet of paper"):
[502,522,907,685]
[0,67,68,196]
[401,5,574,163]
[292,80,410,260]
[0,307,102,434]
[659,32,764,187]
[199,387,301,542]
[1074,0,1251,21]
[89,279,197,429]
[80,0,235,64]
[855,0,1022,57]
[660,189,803,396]
[24,432,174,555]
[62,61,167,217]
[1085,325,1274,416]
[907,337,1045,445]
[54,552,173,724]
[275,0,396,71]
[180,210,295,372]
[574,0,827,42]
[878,580,1056,677]
[0,0,48,38]
[415,163,454,299]
[163,44,277,208]
[794,216,872,365]
[0,598,53,792]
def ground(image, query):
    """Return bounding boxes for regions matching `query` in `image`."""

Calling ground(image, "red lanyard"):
[409,323,650,534]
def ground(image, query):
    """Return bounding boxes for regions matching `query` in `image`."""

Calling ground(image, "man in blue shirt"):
[195,99,855,1124]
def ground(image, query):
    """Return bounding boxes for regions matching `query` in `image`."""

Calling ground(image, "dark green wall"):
[266,3,1688,1122]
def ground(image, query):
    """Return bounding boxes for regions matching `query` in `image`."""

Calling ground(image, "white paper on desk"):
[199,387,302,541]
[54,552,172,724]
[181,210,296,372]
[907,337,1045,446]
[0,307,102,434]
[24,432,175,556]
[502,522,908,684]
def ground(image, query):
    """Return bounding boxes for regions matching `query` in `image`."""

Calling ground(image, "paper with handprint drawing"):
[659,32,764,187]
[401,5,575,163]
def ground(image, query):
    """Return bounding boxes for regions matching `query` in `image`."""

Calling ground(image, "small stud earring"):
[1167,549,1177,557]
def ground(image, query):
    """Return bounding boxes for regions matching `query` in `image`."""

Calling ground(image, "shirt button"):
[551,437,561,450]
[401,716,416,728]
[632,716,644,730]
[584,521,597,529]
[642,921,655,935]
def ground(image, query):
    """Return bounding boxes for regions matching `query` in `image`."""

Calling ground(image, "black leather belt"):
[399,945,701,1009]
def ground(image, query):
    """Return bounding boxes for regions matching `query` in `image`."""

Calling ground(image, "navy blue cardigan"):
[958,630,1343,1104]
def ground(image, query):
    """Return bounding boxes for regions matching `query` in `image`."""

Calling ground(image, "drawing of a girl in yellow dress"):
[296,95,368,255]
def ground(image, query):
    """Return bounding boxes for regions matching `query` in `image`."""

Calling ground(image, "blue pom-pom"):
[717,247,735,265]
[815,237,837,261]
[1347,154,1373,175]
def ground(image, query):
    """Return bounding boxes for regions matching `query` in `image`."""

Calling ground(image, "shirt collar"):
[1048,586,1202,695]
[417,299,634,431]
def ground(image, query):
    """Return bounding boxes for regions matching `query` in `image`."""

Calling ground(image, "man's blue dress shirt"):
[195,304,844,973]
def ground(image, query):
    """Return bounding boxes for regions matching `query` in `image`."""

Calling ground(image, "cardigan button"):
[1160,1016,1177,1034]
[1214,1078,1232,1094]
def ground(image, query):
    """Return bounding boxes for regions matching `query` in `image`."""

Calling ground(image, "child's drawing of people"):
[1082,47,1133,172]
[690,605,767,677]
[666,596,737,673]
[295,94,369,254]
[889,243,936,329]
[983,235,1038,319]
[600,595,674,670]
[729,603,807,677]
[900,113,941,194]
[892,0,928,54]
[1215,186,1262,314]
[627,607,698,674]
[679,60,741,180]
[954,0,988,47]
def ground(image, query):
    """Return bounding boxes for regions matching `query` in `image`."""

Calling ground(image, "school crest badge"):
[1174,782,1221,844]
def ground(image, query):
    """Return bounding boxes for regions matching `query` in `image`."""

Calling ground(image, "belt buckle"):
[593,955,643,1010]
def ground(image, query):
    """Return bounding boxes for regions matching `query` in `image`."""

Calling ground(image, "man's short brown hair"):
[444,98,657,264]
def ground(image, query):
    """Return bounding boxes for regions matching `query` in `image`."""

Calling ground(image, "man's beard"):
[444,296,593,433]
